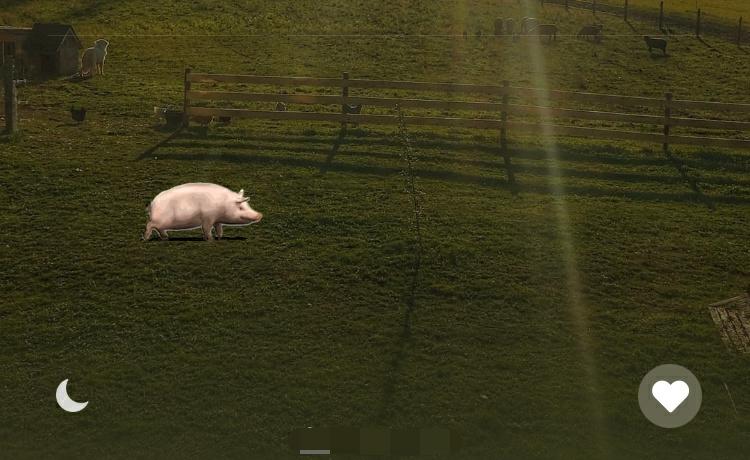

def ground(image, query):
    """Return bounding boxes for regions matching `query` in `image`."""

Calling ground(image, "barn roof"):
[26,23,82,52]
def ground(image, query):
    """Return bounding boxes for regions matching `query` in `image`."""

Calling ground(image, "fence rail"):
[188,73,750,113]
[183,69,750,185]
[187,90,750,131]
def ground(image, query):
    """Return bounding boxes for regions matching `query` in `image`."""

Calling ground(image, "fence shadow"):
[138,129,750,206]
[321,126,347,173]
[665,151,716,210]
[139,124,185,159]
[377,120,423,422]
[157,130,750,182]
[144,146,750,206]
[377,252,420,423]
[697,36,719,52]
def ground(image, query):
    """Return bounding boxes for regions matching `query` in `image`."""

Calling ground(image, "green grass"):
[628,0,750,21]
[2,1,750,459]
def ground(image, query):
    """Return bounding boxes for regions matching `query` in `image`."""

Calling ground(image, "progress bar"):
[289,427,461,456]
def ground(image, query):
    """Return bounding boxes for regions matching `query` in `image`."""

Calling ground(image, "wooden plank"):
[187,90,509,114]
[344,80,666,108]
[189,91,669,124]
[189,73,343,86]
[669,117,750,131]
[190,91,750,131]
[187,107,503,129]
[3,64,18,134]
[190,90,509,112]
[664,134,750,149]
[190,73,750,113]
[189,91,340,104]
[505,121,666,143]
[189,73,666,108]
[508,105,665,124]
[671,99,750,113]
[710,294,750,307]
[511,88,665,108]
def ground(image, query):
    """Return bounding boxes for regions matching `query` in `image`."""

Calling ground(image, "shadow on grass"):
[145,235,247,242]
[697,36,719,52]
[665,150,716,210]
[139,130,750,205]
[147,148,750,205]
[378,131,423,421]
[166,129,750,173]
[321,126,347,173]
[139,124,185,158]
[377,251,420,423]
[158,134,750,188]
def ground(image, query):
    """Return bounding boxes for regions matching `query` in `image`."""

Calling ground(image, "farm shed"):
[0,23,82,76]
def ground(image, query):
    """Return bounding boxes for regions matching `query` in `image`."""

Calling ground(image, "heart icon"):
[651,380,690,413]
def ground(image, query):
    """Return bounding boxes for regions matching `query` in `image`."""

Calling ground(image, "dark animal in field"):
[494,18,504,36]
[343,104,362,114]
[644,36,668,55]
[192,115,213,125]
[276,102,287,111]
[532,24,558,41]
[70,106,86,123]
[577,24,603,42]
[164,110,182,126]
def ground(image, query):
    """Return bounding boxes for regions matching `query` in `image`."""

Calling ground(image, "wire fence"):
[543,0,746,44]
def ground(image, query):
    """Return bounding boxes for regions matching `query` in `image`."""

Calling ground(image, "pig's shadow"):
[146,236,247,242]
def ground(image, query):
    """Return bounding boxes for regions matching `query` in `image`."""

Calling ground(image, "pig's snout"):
[254,212,263,223]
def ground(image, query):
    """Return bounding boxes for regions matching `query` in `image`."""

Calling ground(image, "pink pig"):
[144,183,263,241]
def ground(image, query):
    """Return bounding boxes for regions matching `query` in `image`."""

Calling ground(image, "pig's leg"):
[143,222,156,241]
[157,229,169,240]
[214,223,223,240]
[202,222,214,241]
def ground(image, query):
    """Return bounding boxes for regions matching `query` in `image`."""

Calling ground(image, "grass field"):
[2,1,750,459]
[628,0,750,20]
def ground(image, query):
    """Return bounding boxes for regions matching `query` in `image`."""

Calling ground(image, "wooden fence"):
[2,63,18,134]
[183,69,750,182]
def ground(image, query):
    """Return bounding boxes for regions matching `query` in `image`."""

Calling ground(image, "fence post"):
[593,0,596,15]
[738,17,743,46]
[3,63,17,134]
[500,80,515,186]
[183,68,191,127]
[624,0,629,21]
[663,92,672,156]
[659,1,664,30]
[341,71,350,131]
[696,9,702,38]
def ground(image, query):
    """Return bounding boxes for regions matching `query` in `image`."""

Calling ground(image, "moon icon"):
[56,379,88,413]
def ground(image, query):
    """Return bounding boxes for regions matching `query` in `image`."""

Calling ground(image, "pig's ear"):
[238,189,245,197]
